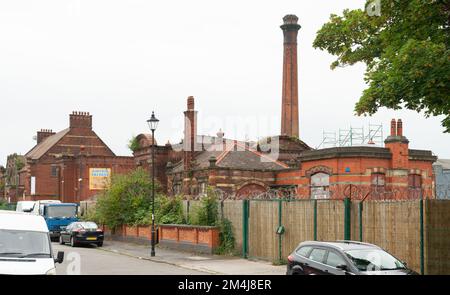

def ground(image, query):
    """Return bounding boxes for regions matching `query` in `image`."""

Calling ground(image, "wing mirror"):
[336,264,348,271]
[54,251,64,264]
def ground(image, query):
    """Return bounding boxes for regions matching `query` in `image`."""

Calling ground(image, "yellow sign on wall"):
[89,168,111,190]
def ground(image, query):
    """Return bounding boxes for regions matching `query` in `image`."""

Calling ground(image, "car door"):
[292,246,313,274]
[305,248,328,275]
[63,223,74,242]
[323,250,352,275]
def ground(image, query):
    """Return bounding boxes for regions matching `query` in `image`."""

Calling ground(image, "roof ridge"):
[215,141,236,165]
[234,141,289,168]
[25,128,70,159]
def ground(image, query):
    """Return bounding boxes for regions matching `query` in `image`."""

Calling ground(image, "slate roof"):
[25,128,70,160]
[171,139,288,173]
[434,159,450,170]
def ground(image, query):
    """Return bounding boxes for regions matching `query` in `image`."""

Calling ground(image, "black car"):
[59,222,104,247]
[287,240,418,275]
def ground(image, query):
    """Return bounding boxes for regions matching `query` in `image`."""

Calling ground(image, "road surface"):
[52,242,209,275]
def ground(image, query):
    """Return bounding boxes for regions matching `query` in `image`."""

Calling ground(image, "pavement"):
[99,240,286,275]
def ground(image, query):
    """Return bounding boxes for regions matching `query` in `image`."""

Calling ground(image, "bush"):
[215,218,235,255]
[128,135,140,153]
[0,200,15,211]
[92,168,185,228]
[192,188,219,226]
[94,168,154,229]
[156,196,185,225]
[190,187,235,254]
[133,195,185,226]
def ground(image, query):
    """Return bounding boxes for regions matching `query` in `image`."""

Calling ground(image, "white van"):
[31,199,62,215]
[16,201,36,213]
[0,210,64,275]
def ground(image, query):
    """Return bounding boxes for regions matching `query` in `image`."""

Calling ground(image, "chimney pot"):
[390,119,396,136]
[187,96,195,110]
[397,119,403,136]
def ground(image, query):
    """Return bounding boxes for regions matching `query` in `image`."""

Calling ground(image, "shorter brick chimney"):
[70,111,92,129]
[397,119,403,136]
[390,119,396,136]
[385,118,409,169]
[37,129,55,144]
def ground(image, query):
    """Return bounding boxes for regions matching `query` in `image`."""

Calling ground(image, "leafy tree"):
[313,0,450,132]
[127,135,140,153]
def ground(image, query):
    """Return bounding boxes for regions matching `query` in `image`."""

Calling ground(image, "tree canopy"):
[313,0,450,132]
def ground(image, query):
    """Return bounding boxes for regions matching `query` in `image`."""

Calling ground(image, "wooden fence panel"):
[350,201,363,242]
[222,200,243,254]
[362,200,421,273]
[281,200,315,259]
[248,201,278,261]
[317,200,345,241]
[425,200,450,275]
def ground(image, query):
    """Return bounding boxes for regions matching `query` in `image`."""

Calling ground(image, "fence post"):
[359,202,363,242]
[313,199,317,241]
[278,199,282,263]
[344,198,351,240]
[186,200,190,224]
[242,199,249,259]
[420,197,425,275]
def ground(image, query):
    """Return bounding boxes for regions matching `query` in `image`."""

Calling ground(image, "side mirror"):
[336,264,348,271]
[54,251,64,264]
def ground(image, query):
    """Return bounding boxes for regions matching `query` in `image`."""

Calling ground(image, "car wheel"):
[70,236,77,247]
[59,235,65,245]
[97,241,103,247]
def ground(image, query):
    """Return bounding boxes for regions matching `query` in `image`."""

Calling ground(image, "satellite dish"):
[32,135,37,141]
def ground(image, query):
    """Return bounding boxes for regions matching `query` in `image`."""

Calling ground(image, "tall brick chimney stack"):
[183,96,197,171]
[69,111,92,129]
[280,14,301,138]
[37,129,55,144]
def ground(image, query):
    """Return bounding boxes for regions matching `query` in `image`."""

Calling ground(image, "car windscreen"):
[80,222,98,230]
[345,249,406,271]
[0,229,51,258]
[46,206,77,218]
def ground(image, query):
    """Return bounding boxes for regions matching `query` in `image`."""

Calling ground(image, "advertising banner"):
[89,168,111,190]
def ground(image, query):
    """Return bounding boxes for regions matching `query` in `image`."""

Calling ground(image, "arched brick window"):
[310,172,330,199]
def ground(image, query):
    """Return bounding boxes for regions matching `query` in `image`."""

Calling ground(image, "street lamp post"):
[147,111,159,257]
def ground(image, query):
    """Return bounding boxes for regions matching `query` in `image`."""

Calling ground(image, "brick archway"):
[235,181,268,198]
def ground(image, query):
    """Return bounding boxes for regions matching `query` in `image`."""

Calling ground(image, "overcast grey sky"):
[0,0,449,166]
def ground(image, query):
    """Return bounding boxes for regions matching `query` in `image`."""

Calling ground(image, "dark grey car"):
[287,240,418,275]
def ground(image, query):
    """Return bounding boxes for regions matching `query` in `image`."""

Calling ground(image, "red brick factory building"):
[3,15,438,203]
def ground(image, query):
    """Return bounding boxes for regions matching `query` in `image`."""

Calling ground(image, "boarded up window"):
[408,174,422,189]
[371,173,385,193]
[311,172,330,199]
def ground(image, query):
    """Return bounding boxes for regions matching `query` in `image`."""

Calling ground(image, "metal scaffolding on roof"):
[316,123,383,149]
